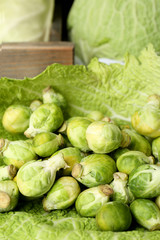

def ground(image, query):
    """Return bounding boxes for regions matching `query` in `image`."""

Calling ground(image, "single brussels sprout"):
[66,117,92,152]
[122,128,152,156]
[116,151,154,175]
[30,100,42,112]
[128,164,160,198]
[0,165,17,181]
[152,137,160,161]
[130,199,160,231]
[42,86,66,110]
[72,154,116,187]
[110,148,130,161]
[0,138,37,169]
[17,153,68,198]
[131,94,160,138]
[24,103,64,138]
[42,176,80,211]
[86,111,104,121]
[0,180,19,212]
[110,172,134,204]
[33,132,64,157]
[96,201,132,231]
[86,121,124,154]
[2,105,31,134]
[52,147,83,175]
[75,184,113,217]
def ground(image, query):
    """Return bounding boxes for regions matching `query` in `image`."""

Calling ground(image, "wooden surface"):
[0,42,74,79]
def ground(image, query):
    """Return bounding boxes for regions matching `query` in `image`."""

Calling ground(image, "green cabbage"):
[0,0,54,43]
[67,0,160,64]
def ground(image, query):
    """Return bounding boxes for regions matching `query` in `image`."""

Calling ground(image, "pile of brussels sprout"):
[1,88,160,232]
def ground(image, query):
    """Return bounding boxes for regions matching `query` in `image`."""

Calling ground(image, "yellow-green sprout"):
[2,105,31,134]
[33,132,64,157]
[0,180,19,212]
[17,153,68,198]
[130,199,160,231]
[131,94,160,138]
[96,201,132,231]
[42,176,80,211]
[116,150,154,175]
[66,117,92,152]
[0,138,37,169]
[24,103,64,138]
[0,165,17,181]
[75,184,113,217]
[72,153,116,187]
[86,121,124,154]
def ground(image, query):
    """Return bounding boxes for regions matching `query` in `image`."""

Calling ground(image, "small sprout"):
[128,164,160,198]
[66,117,92,152]
[131,94,160,138]
[16,153,68,198]
[0,165,17,181]
[116,150,154,174]
[52,147,83,175]
[130,199,160,231]
[2,105,31,134]
[42,86,66,109]
[122,128,151,156]
[75,184,113,217]
[71,153,116,187]
[86,111,104,121]
[152,137,160,161]
[86,121,124,154]
[0,138,37,169]
[24,103,64,138]
[30,100,42,112]
[33,132,64,157]
[110,148,130,161]
[96,201,132,231]
[110,172,134,204]
[0,180,19,212]
[42,176,80,211]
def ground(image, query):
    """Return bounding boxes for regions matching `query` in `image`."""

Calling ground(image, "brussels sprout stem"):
[72,163,83,178]
[8,165,17,178]
[57,134,65,148]
[0,139,10,153]
[150,224,160,231]
[0,191,11,209]
[99,184,114,196]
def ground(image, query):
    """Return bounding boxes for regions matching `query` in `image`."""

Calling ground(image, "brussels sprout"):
[42,176,80,211]
[24,103,64,138]
[86,111,104,121]
[122,128,152,156]
[130,199,160,231]
[71,154,116,187]
[66,117,92,152]
[131,94,160,138]
[86,121,123,154]
[33,132,64,157]
[17,153,68,198]
[152,137,160,161]
[110,148,130,161]
[2,105,31,134]
[96,201,132,231]
[52,147,83,175]
[0,138,37,169]
[0,180,19,212]
[0,165,17,181]
[30,100,42,112]
[116,151,154,175]
[128,164,160,198]
[75,184,113,217]
[110,172,134,204]
[42,86,66,109]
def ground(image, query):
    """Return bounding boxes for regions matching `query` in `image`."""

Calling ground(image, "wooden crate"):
[0,42,74,79]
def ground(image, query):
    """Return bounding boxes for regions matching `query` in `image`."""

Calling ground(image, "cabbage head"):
[0,0,54,43]
[67,0,160,64]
